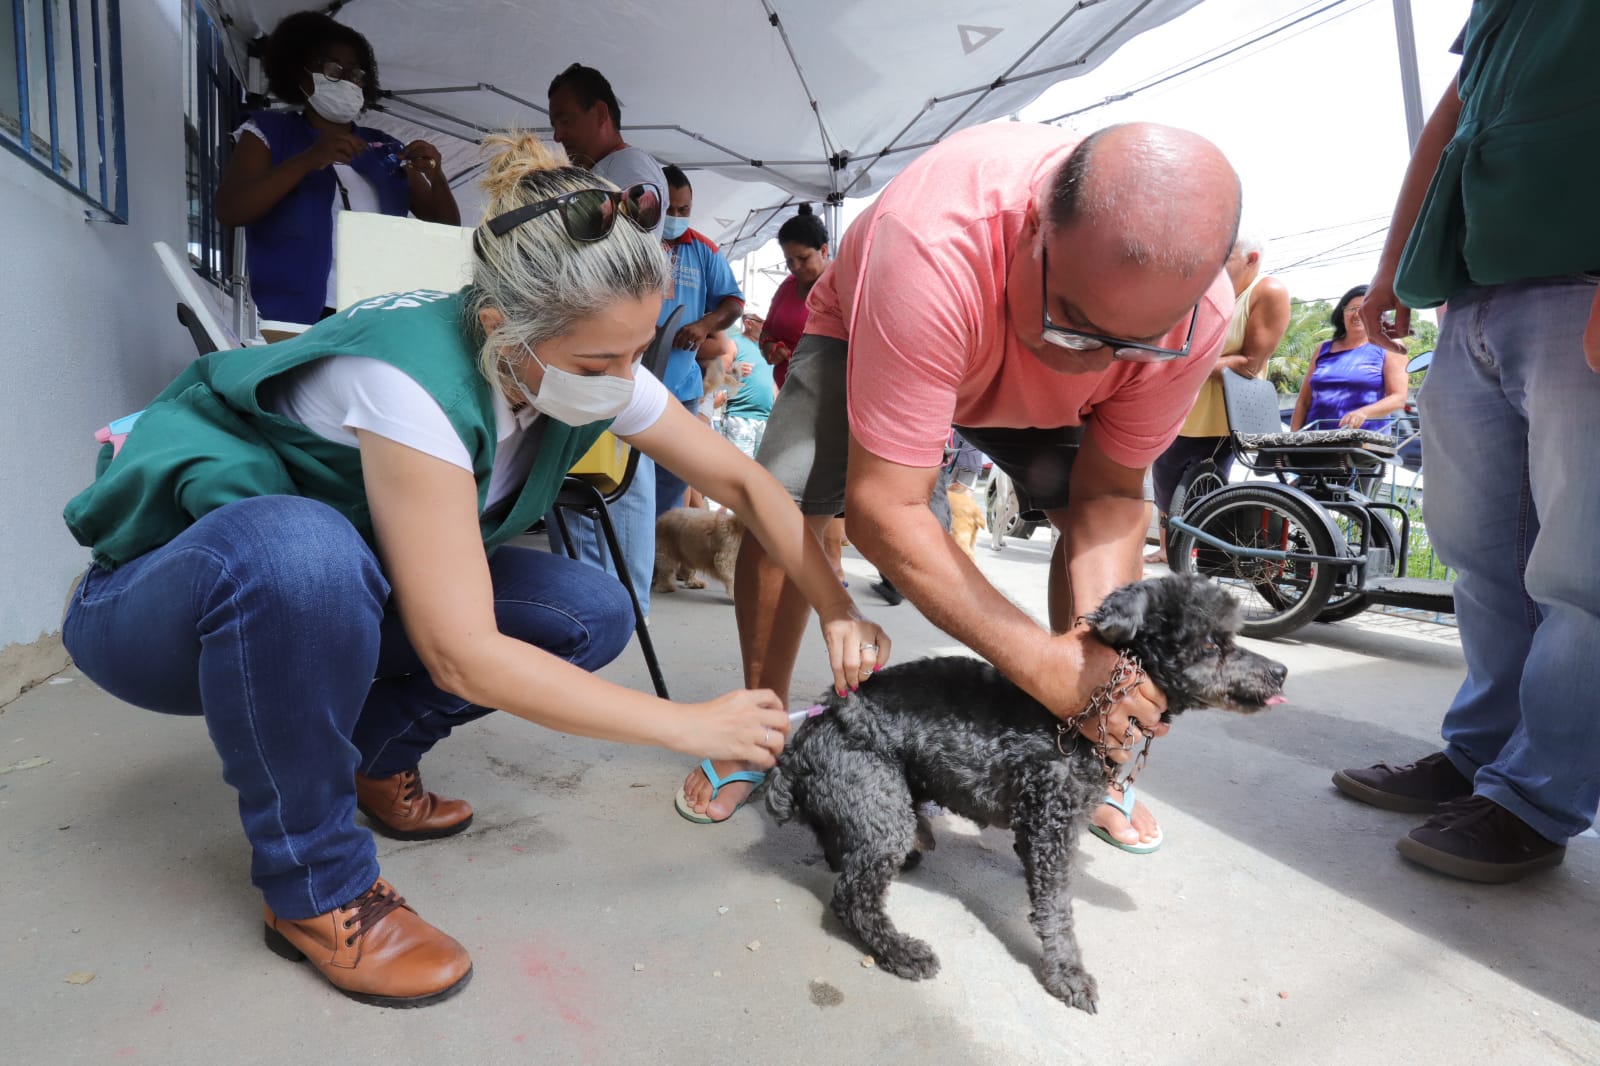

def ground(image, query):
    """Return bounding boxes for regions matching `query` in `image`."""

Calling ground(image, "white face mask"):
[506,346,635,426]
[306,72,365,124]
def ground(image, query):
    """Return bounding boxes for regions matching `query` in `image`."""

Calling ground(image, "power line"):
[1269,214,1389,244]
[1277,240,1389,269]
[1114,0,1381,110]
[1127,0,1335,85]
[1274,225,1390,272]
[1041,0,1366,125]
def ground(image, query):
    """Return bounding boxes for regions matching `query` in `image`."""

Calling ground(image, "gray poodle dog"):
[766,574,1288,1013]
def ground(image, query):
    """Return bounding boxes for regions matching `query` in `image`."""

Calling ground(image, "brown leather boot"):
[355,767,473,840]
[263,878,472,1007]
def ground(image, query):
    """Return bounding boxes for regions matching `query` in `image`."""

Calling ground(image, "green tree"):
[1266,299,1333,394]
[1403,318,1439,386]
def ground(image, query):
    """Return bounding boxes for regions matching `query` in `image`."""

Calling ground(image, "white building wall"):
[0,1,192,702]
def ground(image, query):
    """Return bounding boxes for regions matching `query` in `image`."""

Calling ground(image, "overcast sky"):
[737,0,1470,317]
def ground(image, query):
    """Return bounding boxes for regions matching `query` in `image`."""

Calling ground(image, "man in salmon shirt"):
[678,121,1240,852]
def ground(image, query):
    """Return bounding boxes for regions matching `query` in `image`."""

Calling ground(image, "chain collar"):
[1055,651,1155,792]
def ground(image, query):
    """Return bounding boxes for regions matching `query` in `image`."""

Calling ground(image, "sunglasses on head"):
[1039,245,1199,363]
[482,182,662,244]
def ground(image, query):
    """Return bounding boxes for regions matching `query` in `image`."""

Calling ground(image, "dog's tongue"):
[1265,694,1289,706]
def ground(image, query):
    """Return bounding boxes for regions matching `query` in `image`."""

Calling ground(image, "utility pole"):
[1392,0,1425,151]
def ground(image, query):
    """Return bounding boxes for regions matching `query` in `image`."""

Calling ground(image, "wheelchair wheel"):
[1316,511,1403,623]
[1168,460,1228,520]
[1169,485,1337,640]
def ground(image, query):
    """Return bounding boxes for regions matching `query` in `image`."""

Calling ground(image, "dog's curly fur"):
[766,574,1288,1012]
[652,508,743,595]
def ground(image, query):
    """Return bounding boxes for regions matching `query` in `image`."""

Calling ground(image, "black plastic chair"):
[176,303,221,356]
[545,306,685,700]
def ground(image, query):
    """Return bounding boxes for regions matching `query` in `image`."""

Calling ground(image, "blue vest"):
[243,110,412,324]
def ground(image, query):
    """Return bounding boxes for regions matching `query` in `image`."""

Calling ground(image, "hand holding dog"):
[1060,632,1169,763]
[678,689,791,767]
[819,609,892,697]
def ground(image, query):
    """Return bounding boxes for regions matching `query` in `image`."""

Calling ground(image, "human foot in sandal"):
[1087,787,1163,853]
[676,758,766,823]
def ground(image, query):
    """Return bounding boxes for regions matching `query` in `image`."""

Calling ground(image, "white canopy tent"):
[202,0,1207,258]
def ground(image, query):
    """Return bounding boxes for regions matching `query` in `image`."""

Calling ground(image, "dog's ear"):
[1088,583,1150,647]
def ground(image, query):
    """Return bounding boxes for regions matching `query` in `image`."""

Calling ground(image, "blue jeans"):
[1423,275,1600,842]
[62,496,633,919]
[546,453,657,617]
[653,397,700,518]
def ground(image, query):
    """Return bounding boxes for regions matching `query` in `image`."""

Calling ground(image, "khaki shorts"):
[754,334,851,516]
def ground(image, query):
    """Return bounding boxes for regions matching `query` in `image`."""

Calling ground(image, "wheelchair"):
[1165,369,1454,639]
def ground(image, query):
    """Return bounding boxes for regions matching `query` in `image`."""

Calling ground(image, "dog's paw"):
[876,936,941,981]
[678,576,706,589]
[1042,964,1098,1014]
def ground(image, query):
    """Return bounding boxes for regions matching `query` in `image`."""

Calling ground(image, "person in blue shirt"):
[653,165,747,512]
[722,316,776,458]
[215,11,459,325]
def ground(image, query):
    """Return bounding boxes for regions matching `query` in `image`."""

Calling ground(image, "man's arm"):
[1362,80,1464,352]
[1213,276,1291,380]
[843,436,1127,721]
[1057,433,1153,619]
[1586,287,1600,372]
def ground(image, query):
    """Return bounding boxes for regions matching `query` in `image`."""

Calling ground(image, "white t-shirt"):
[260,355,671,509]
[234,121,387,311]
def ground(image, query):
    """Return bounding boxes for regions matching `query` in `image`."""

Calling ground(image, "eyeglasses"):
[483,183,663,244]
[1039,245,1199,363]
[308,59,367,86]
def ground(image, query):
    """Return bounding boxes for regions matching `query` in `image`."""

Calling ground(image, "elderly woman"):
[216,10,460,325]
[62,134,888,1008]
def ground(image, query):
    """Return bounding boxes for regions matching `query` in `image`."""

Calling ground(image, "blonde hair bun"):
[480,133,578,209]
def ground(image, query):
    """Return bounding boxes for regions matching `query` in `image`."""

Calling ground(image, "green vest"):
[64,289,609,569]
[1394,2,1600,308]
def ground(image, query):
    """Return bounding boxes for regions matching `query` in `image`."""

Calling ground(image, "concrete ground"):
[1,529,1595,1066]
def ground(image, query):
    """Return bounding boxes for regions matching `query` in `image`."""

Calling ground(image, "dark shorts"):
[756,332,1089,519]
[1149,435,1233,514]
[952,424,1086,518]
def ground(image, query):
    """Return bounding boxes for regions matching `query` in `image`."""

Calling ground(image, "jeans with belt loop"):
[1421,275,1600,842]
[63,495,635,918]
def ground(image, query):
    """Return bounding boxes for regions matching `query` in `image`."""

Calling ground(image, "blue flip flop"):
[674,759,767,824]
[1086,786,1163,854]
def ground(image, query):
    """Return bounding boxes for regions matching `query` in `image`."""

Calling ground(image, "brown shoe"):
[1332,751,1472,813]
[356,767,473,840]
[263,878,472,1007]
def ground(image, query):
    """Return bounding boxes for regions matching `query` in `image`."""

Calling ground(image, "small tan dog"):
[947,484,987,558]
[653,508,744,596]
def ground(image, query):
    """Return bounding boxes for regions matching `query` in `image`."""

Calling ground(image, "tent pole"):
[824,200,843,247]
[1391,0,1424,152]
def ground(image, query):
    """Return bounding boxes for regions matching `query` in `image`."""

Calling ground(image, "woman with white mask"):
[216,10,460,325]
[62,133,890,1008]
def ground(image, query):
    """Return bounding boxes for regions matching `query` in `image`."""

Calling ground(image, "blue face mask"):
[662,215,689,240]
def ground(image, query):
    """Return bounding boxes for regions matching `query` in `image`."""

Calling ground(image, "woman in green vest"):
[61,134,890,1008]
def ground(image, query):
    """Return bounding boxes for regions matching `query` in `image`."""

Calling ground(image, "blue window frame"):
[184,0,243,289]
[2,0,128,221]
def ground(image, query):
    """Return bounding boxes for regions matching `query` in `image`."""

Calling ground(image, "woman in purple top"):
[1292,284,1410,431]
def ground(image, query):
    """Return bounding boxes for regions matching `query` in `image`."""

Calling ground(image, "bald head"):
[1046,123,1240,279]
